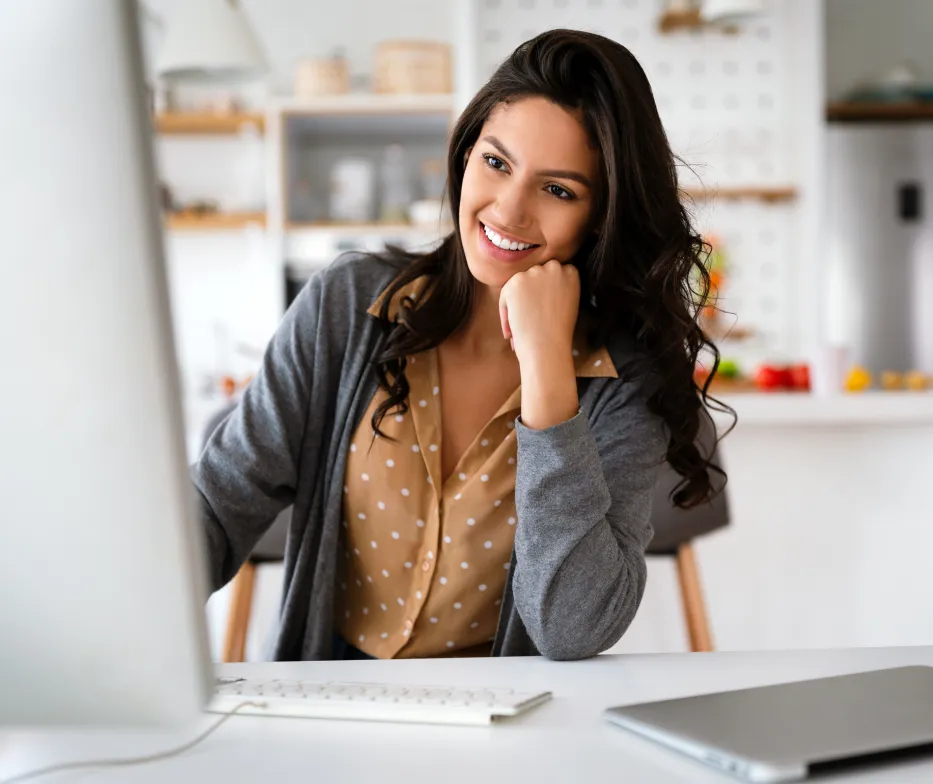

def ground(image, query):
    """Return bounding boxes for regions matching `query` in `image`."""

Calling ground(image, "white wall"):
[825,0,933,100]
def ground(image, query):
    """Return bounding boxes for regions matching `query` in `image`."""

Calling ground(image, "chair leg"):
[222,560,256,663]
[675,542,714,652]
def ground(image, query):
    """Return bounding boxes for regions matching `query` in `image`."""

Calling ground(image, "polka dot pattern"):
[334,273,617,660]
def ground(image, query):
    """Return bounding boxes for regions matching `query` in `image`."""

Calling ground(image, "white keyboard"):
[209,677,552,726]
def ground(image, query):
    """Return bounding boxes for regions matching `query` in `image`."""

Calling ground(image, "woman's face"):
[458,96,599,290]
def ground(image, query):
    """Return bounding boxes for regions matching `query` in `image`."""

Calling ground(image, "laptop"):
[604,665,933,783]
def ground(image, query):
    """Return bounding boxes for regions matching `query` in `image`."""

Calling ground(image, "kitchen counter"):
[630,391,933,655]
[713,391,933,426]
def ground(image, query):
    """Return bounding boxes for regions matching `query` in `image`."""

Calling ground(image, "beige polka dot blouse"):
[334,275,617,659]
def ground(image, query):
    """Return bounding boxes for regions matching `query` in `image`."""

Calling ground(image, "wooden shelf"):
[657,7,741,34]
[704,377,761,394]
[276,93,454,116]
[285,221,452,236]
[827,102,933,123]
[658,7,704,32]
[683,186,798,203]
[165,211,267,231]
[703,324,756,342]
[155,112,265,135]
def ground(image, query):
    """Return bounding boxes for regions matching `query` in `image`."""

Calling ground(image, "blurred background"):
[136,0,933,659]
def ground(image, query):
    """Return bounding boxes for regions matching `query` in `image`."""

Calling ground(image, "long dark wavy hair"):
[370,29,731,508]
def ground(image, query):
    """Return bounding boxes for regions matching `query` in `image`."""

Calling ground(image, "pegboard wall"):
[469,0,806,364]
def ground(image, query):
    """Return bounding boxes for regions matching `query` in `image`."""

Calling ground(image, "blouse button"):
[422,561,431,572]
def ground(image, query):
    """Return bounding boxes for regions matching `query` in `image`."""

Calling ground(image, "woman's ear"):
[463,145,474,166]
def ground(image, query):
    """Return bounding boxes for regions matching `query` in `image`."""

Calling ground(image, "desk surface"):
[3,646,933,783]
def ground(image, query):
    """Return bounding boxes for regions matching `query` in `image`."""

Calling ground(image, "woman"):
[194,29,725,662]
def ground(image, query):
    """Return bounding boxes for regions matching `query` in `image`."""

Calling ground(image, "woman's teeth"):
[483,223,535,251]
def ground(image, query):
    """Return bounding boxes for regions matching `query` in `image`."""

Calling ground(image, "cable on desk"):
[0,701,265,784]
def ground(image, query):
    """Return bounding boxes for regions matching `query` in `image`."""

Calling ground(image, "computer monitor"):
[0,0,213,726]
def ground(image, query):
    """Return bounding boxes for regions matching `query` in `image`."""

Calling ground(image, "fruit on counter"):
[905,370,929,391]
[718,358,741,379]
[754,365,786,392]
[752,363,811,392]
[878,369,932,391]
[694,361,744,389]
[880,371,904,390]
[843,365,872,393]
[787,363,811,391]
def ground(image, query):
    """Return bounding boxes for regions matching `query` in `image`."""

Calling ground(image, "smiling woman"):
[193,29,732,664]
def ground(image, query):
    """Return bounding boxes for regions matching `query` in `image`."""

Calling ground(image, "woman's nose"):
[492,180,530,229]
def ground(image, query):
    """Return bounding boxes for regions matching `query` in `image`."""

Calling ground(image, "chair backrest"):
[646,416,730,555]
[202,401,289,564]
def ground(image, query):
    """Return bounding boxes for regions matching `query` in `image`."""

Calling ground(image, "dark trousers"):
[332,633,376,661]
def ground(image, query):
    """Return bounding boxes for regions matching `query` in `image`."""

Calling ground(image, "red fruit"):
[788,364,810,391]
[755,365,785,391]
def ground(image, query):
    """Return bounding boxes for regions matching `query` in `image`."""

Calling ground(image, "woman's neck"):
[448,283,513,360]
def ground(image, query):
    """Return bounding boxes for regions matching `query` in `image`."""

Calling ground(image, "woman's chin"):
[464,254,514,289]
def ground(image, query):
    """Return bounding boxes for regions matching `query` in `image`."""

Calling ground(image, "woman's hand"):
[499,260,580,368]
[499,260,581,430]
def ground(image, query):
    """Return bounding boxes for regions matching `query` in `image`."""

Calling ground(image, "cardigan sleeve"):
[510,375,667,660]
[191,274,323,591]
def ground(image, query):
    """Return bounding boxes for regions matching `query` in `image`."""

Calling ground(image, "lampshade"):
[156,0,268,82]
[701,0,766,25]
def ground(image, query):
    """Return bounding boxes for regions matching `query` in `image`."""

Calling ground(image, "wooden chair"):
[220,512,289,663]
[645,416,729,652]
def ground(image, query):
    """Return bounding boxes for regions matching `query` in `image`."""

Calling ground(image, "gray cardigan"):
[193,252,667,661]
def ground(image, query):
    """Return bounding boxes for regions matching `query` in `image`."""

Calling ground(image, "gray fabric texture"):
[192,252,667,661]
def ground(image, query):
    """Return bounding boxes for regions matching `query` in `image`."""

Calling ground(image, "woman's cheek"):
[547,212,590,258]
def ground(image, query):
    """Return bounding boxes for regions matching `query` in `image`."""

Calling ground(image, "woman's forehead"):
[481,97,598,175]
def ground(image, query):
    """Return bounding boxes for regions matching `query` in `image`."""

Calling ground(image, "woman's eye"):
[482,154,507,171]
[546,184,574,200]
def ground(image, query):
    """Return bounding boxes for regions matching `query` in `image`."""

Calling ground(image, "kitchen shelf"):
[826,102,933,123]
[683,186,798,203]
[657,7,740,34]
[705,377,762,394]
[155,112,266,135]
[285,221,452,237]
[165,211,267,231]
[276,93,454,116]
[658,7,703,32]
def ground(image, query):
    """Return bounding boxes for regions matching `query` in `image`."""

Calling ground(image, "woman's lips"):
[478,221,538,263]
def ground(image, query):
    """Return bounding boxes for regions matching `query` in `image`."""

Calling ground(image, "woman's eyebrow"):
[481,134,593,189]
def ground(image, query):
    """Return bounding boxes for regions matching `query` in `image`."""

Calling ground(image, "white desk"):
[3,647,933,783]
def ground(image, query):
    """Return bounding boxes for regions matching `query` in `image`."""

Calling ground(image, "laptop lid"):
[604,666,933,783]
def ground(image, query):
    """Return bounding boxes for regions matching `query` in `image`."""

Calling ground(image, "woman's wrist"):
[518,350,579,430]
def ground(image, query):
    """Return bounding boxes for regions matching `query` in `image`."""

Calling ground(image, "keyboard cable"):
[0,701,265,784]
